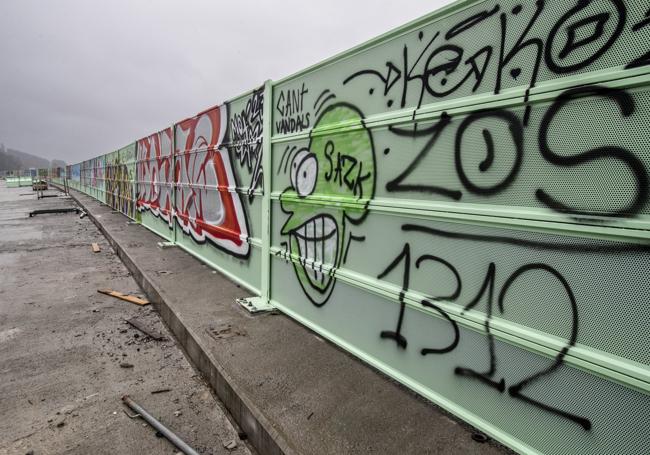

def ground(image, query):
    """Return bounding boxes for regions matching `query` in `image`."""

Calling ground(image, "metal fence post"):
[238,80,274,311]
[259,79,273,305]
[132,144,137,220]
[171,123,177,245]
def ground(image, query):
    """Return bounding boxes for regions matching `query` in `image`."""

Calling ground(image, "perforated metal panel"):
[79,156,104,201]
[271,262,650,454]
[169,94,264,293]
[105,144,136,219]
[135,128,174,240]
[269,1,650,453]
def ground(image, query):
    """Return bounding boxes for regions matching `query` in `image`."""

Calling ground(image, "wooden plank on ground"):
[91,243,100,253]
[97,289,149,306]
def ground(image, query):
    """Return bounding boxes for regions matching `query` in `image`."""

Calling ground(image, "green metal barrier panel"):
[69,163,80,190]
[268,1,650,453]
[61,1,650,453]
[88,155,105,202]
[171,89,264,293]
[6,177,20,188]
[136,128,174,240]
[50,167,64,184]
[64,165,72,187]
[80,156,104,199]
[81,160,89,193]
[80,159,90,195]
[6,175,32,187]
[106,144,137,219]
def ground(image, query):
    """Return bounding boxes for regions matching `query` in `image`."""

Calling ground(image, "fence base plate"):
[237,297,274,314]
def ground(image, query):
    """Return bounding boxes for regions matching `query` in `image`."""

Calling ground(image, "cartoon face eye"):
[291,148,318,197]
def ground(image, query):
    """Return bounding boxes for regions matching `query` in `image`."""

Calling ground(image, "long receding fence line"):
[39,1,650,453]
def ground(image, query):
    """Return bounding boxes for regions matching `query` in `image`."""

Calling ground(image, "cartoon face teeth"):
[290,215,338,289]
[280,102,376,307]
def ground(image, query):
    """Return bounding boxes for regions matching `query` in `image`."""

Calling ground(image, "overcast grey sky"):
[0,1,451,164]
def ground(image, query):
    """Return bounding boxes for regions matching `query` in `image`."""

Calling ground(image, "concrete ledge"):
[61,187,507,455]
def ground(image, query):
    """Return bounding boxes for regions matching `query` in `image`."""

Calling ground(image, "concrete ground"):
[0,182,252,455]
[60,187,511,455]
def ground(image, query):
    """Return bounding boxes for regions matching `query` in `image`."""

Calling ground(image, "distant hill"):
[0,150,22,171]
[4,147,49,169]
[0,144,66,172]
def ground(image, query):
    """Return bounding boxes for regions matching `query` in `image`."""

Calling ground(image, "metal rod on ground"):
[29,208,79,217]
[121,395,199,455]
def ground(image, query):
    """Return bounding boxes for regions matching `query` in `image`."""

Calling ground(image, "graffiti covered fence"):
[136,128,174,240]
[105,143,136,218]
[59,1,650,453]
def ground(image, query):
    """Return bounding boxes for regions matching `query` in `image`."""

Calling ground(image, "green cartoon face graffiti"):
[280,102,376,306]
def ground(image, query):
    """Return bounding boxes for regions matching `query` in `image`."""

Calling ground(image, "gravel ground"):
[0,182,253,455]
